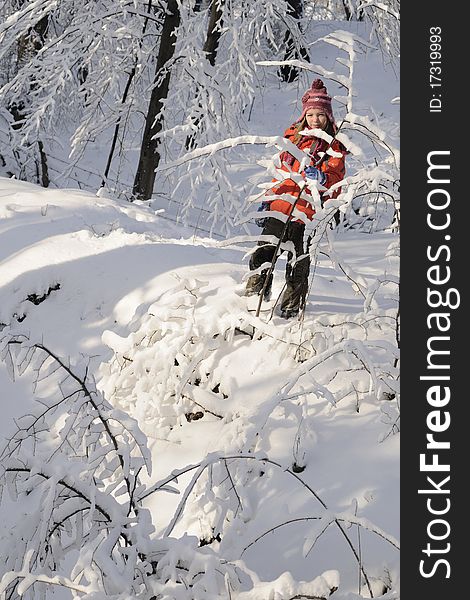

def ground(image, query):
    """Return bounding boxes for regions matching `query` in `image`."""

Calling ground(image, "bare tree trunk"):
[101,0,159,188]
[342,0,352,20]
[203,0,225,66]
[278,0,309,83]
[17,11,49,68]
[185,0,226,150]
[12,10,50,186]
[133,0,180,200]
[37,140,50,187]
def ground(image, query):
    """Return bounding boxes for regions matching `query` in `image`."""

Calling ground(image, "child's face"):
[305,109,328,130]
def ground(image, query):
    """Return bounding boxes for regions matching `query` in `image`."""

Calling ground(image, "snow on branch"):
[256,58,351,88]
[0,323,398,599]
[157,134,308,171]
[357,1,400,21]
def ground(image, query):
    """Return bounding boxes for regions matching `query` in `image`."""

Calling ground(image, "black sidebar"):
[401,4,465,598]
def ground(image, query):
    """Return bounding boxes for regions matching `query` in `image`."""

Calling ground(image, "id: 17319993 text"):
[429,26,442,113]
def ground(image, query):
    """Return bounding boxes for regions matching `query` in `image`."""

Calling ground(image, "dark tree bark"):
[133,0,181,200]
[185,0,225,150]
[12,10,50,186]
[203,0,225,67]
[37,140,50,187]
[342,0,352,20]
[278,0,310,83]
[101,0,159,188]
[77,64,89,86]
[17,12,49,68]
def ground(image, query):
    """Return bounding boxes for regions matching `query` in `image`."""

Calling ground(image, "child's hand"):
[304,166,326,184]
[255,200,271,227]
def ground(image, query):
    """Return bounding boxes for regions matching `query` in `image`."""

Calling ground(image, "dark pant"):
[249,217,310,311]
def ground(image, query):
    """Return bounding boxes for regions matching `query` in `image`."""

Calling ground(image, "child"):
[245,79,347,319]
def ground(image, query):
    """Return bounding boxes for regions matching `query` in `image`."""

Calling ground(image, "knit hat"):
[300,79,334,123]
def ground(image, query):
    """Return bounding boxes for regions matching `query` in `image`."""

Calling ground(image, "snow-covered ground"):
[0,21,399,600]
[0,176,399,598]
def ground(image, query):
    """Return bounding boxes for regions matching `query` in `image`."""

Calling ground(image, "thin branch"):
[29,342,137,511]
[5,467,112,523]
[224,459,242,517]
[241,517,321,555]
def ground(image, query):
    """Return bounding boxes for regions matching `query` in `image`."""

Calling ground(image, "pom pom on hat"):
[300,78,334,123]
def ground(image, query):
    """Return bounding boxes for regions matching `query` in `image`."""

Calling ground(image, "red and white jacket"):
[268,124,347,222]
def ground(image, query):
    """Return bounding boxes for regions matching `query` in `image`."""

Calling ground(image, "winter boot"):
[245,273,263,297]
[245,270,272,300]
[279,282,306,319]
